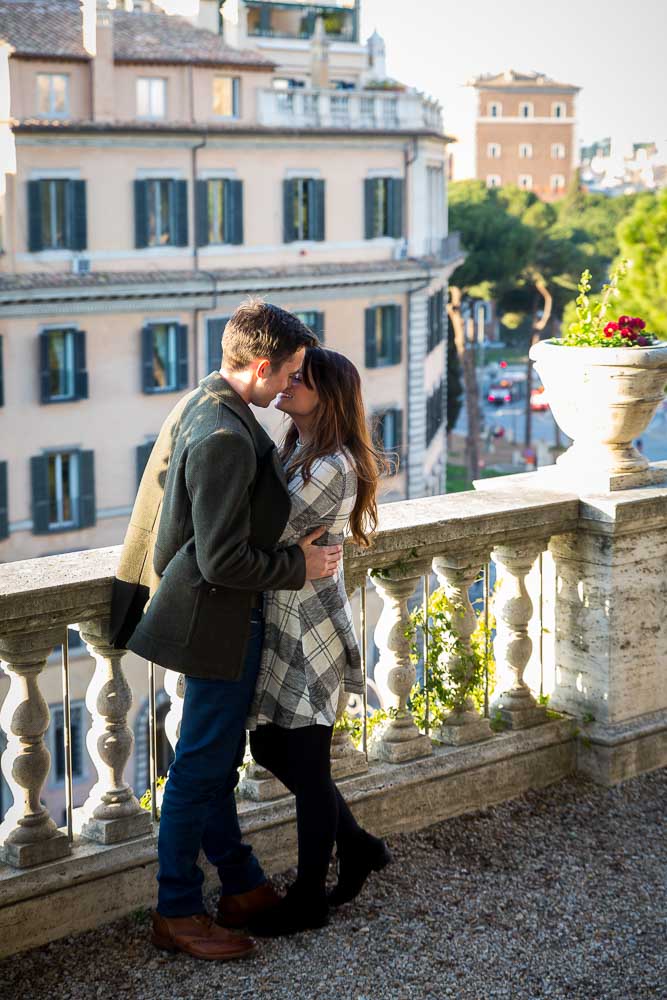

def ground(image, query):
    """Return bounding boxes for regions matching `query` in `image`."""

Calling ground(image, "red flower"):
[604,330,614,338]
[620,327,633,338]
[604,322,619,334]
[618,315,631,326]
[636,335,650,346]
[630,317,646,329]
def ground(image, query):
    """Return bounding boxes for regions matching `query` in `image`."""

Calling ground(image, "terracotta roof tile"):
[0,0,274,68]
[471,70,580,91]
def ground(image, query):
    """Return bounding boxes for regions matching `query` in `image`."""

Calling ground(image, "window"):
[519,143,533,159]
[382,97,399,127]
[330,94,350,124]
[552,143,566,160]
[49,702,86,783]
[36,73,69,117]
[0,461,7,541]
[212,77,240,117]
[487,142,501,159]
[293,311,324,342]
[552,101,566,118]
[374,409,403,454]
[39,328,88,404]
[519,102,533,118]
[364,177,404,239]
[518,174,533,190]
[137,77,166,119]
[551,174,566,193]
[27,179,87,252]
[426,380,445,446]
[195,178,243,246]
[488,101,502,117]
[427,289,445,353]
[30,449,95,533]
[206,315,230,372]
[486,174,501,188]
[141,322,188,393]
[365,305,402,368]
[134,178,188,249]
[283,178,325,242]
[136,438,157,490]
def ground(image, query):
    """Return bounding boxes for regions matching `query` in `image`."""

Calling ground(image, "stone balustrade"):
[1,466,667,956]
[256,87,443,133]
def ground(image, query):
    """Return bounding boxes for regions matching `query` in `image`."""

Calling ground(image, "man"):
[110,301,341,961]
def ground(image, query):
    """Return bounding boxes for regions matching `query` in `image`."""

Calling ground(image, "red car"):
[530,386,549,411]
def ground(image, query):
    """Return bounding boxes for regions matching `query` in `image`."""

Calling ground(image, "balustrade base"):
[78,810,152,846]
[497,703,548,730]
[331,749,369,780]
[1,829,70,869]
[436,717,493,747]
[239,766,289,802]
[575,709,667,787]
[368,732,432,764]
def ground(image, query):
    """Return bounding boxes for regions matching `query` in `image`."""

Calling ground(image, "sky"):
[358,0,667,178]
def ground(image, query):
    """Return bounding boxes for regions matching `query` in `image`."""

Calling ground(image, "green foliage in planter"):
[560,262,660,347]
[406,583,496,731]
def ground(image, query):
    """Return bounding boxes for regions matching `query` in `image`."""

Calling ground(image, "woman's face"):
[274,368,320,418]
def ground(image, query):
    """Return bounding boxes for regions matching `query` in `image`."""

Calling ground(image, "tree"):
[446,314,463,437]
[615,189,667,337]
[448,181,533,479]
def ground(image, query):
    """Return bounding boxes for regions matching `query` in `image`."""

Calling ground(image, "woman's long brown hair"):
[281,347,388,547]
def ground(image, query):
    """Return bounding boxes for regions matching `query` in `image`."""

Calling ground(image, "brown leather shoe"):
[151,912,256,961]
[217,882,282,928]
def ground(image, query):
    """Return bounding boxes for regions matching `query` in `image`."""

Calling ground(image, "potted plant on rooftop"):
[529,261,667,490]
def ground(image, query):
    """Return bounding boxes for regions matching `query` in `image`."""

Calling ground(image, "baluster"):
[0,630,70,867]
[432,552,493,745]
[369,569,432,763]
[163,669,185,753]
[491,540,548,728]
[77,620,151,843]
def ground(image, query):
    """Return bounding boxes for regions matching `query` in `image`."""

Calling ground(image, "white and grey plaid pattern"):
[247,450,363,730]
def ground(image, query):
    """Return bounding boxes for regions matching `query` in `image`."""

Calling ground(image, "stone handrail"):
[256,87,444,133]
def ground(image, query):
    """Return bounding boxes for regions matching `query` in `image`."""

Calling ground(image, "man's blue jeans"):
[156,613,266,916]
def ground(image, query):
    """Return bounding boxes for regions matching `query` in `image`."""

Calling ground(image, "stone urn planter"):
[530,339,667,491]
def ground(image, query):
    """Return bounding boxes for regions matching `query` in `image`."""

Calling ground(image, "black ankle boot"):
[247,882,329,937]
[327,833,392,907]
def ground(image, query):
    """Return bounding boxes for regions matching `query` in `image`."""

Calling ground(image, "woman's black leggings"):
[249,723,363,897]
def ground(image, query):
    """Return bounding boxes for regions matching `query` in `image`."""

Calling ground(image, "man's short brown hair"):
[221,299,318,372]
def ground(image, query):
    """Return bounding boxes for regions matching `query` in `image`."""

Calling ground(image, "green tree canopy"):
[615,189,667,336]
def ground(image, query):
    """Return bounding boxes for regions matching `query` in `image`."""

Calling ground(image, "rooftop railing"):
[1,467,667,955]
[257,88,444,133]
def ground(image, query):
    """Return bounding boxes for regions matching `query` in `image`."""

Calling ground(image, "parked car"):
[530,386,549,411]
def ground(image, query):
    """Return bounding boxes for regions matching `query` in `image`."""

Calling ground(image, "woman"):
[245,346,391,937]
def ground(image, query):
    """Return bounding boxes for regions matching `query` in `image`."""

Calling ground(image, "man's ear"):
[256,358,272,380]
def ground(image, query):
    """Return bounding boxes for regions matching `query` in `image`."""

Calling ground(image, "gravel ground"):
[2,769,665,1000]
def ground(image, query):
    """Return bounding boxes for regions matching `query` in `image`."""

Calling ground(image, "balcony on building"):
[257,83,443,132]
[246,0,358,42]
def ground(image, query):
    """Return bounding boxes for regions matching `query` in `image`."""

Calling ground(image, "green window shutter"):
[39,331,52,404]
[174,180,188,247]
[226,179,244,245]
[388,178,404,238]
[0,461,8,541]
[28,180,44,252]
[176,323,189,389]
[141,324,155,393]
[0,334,4,407]
[283,179,296,243]
[78,450,96,529]
[136,440,156,490]
[30,454,50,534]
[314,311,324,343]
[134,180,149,249]
[74,329,88,400]
[394,409,404,454]
[364,178,375,239]
[206,316,228,372]
[69,180,87,251]
[389,305,402,364]
[195,179,209,248]
[364,308,377,368]
[311,179,325,241]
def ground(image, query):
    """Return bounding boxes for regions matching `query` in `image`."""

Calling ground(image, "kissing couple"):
[110,299,391,961]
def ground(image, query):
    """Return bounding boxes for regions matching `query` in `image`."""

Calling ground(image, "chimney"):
[310,16,330,91]
[81,1,116,121]
[365,29,386,82]
[220,0,248,48]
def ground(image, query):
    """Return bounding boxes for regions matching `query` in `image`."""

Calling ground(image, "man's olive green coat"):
[110,372,305,680]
